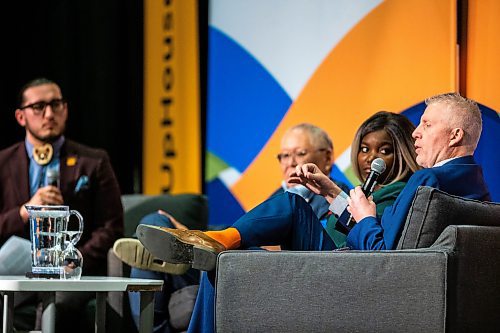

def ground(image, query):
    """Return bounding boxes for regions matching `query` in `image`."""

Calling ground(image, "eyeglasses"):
[19,99,66,116]
[277,148,328,164]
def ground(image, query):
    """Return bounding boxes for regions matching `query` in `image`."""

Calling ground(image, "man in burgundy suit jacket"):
[0,140,124,275]
[0,77,123,331]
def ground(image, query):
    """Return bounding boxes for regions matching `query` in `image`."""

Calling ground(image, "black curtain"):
[0,0,144,194]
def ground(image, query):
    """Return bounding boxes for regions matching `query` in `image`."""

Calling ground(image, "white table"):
[0,276,163,333]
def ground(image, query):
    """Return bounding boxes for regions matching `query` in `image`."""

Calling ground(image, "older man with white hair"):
[340,92,491,249]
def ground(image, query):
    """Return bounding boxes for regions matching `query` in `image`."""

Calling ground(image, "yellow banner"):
[143,0,201,194]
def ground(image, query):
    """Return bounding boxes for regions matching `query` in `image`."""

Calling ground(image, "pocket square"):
[75,175,89,193]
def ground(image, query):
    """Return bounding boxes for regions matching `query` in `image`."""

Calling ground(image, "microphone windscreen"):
[371,158,386,174]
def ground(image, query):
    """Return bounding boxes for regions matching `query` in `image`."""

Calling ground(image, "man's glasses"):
[19,99,66,116]
[277,148,328,164]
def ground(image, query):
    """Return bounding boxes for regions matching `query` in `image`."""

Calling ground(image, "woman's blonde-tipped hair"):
[351,111,420,185]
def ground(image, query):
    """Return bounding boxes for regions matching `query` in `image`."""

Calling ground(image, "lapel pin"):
[66,156,77,166]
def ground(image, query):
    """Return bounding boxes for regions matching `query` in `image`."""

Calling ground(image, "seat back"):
[121,193,208,236]
[397,186,500,249]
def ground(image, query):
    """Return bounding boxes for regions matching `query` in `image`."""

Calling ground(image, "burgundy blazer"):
[0,139,124,276]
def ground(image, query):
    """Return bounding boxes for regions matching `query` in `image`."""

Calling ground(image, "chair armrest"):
[431,225,500,331]
[215,250,448,332]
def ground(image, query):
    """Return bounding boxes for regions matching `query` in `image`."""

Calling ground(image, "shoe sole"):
[137,225,218,271]
[113,238,190,275]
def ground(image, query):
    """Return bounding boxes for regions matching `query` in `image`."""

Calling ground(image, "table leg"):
[41,292,56,333]
[138,291,154,333]
[2,292,14,333]
[95,292,106,333]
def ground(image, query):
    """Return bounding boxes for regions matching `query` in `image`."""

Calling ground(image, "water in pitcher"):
[29,208,67,275]
[26,205,84,279]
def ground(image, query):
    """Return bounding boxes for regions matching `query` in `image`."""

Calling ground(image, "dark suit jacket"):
[0,139,124,275]
[347,156,491,250]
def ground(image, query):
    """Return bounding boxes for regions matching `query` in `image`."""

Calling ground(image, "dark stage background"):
[0,0,145,194]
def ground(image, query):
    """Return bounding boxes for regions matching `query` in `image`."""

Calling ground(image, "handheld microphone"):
[343,158,386,229]
[46,168,60,187]
[360,158,386,197]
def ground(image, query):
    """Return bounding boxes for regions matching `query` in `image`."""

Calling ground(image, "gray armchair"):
[214,186,500,332]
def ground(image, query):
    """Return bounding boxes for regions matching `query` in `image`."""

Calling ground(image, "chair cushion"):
[121,194,208,237]
[397,186,500,249]
[216,250,448,332]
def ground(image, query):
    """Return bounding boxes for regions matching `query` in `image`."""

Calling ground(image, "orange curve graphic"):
[232,0,457,211]
[466,0,500,112]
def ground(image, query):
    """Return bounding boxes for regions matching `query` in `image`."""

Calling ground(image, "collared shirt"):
[433,155,468,167]
[283,181,332,220]
[282,181,315,202]
[26,136,65,197]
[328,190,350,218]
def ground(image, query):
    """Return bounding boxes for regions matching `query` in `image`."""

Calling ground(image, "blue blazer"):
[347,156,491,250]
[271,178,350,219]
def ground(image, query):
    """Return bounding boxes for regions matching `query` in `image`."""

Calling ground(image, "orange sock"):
[205,228,241,249]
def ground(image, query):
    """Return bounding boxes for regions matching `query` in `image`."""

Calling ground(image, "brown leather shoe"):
[136,225,226,271]
[113,238,190,275]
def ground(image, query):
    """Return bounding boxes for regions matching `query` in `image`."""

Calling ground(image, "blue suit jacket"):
[272,178,350,219]
[347,156,491,250]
